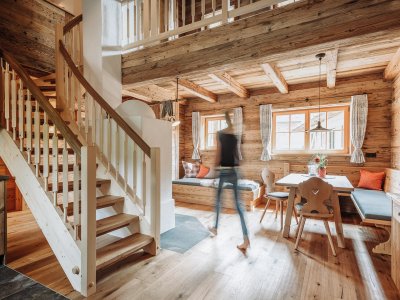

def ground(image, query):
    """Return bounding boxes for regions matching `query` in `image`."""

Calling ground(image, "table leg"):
[332,191,345,248]
[283,187,296,238]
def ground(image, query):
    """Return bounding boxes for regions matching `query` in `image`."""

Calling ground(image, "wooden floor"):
[6,203,400,300]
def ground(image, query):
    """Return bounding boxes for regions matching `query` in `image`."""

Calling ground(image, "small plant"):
[311,153,328,169]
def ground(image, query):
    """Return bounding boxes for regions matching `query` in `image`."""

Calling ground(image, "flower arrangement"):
[310,154,328,177]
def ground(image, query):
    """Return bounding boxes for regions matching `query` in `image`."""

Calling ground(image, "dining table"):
[275,173,354,249]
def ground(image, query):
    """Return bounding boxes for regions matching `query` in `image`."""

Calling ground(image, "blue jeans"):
[215,168,248,238]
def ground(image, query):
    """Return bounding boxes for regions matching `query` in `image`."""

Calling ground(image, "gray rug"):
[160,214,210,253]
[0,265,67,300]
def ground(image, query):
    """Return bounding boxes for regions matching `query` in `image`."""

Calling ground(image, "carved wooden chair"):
[259,168,298,230]
[294,177,337,256]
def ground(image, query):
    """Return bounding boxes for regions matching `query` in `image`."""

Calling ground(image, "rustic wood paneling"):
[392,73,400,169]
[183,73,392,188]
[0,0,71,75]
[0,158,19,212]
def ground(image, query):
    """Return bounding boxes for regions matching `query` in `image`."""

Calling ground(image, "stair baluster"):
[52,126,59,206]
[34,100,40,176]
[18,79,24,151]
[11,70,16,140]
[26,90,32,164]
[4,63,10,132]
[62,141,69,223]
[43,112,50,191]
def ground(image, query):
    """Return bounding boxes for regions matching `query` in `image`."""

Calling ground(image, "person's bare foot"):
[208,226,218,236]
[237,237,250,251]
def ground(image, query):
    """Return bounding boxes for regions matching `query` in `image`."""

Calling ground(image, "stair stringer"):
[0,129,83,292]
[94,160,152,239]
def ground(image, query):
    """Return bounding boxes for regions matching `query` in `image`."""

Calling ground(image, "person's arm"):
[215,132,221,167]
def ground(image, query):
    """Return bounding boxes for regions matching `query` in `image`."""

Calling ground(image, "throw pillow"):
[182,161,200,178]
[358,169,386,191]
[196,165,210,178]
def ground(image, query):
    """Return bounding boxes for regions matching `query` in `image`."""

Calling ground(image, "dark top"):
[218,132,239,167]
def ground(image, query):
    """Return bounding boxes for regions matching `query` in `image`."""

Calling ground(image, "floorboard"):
[6,203,400,300]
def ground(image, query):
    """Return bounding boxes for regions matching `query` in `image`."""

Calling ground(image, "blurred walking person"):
[208,111,250,251]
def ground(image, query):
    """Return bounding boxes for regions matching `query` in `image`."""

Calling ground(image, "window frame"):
[202,114,231,150]
[272,105,350,155]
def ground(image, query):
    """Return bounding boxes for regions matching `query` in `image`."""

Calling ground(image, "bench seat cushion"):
[351,188,391,221]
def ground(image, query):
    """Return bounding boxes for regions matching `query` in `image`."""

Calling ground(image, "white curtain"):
[260,104,272,161]
[350,94,368,163]
[192,112,201,160]
[233,107,243,160]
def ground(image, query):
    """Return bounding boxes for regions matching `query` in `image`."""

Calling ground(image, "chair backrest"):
[261,168,275,193]
[298,177,333,215]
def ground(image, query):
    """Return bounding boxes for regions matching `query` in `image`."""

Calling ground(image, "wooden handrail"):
[58,41,151,157]
[63,14,83,35]
[0,49,83,157]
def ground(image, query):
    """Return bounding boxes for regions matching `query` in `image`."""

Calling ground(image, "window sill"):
[271,153,351,157]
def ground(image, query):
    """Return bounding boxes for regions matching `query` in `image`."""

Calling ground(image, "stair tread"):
[96,233,153,271]
[96,213,138,237]
[63,195,124,216]
[48,178,110,191]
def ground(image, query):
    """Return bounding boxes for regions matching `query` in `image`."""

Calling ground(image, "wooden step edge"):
[64,195,124,216]
[48,178,110,191]
[96,233,154,271]
[96,214,139,237]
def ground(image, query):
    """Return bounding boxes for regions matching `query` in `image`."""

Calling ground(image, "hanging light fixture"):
[310,53,330,132]
[161,77,182,127]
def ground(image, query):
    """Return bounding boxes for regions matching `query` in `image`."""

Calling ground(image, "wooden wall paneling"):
[391,72,400,169]
[0,0,71,75]
[183,73,392,192]
[0,158,18,212]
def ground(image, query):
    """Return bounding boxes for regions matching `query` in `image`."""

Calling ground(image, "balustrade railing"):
[121,0,297,50]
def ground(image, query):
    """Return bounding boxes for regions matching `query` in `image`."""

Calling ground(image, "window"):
[272,106,350,154]
[202,115,229,150]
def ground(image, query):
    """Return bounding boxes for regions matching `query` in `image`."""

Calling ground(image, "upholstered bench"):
[351,188,392,255]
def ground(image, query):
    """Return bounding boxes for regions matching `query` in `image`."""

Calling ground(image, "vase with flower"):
[310,154,328,178]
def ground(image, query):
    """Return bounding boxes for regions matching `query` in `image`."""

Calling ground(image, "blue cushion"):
[351,188,391,221]
[267,192,289,198]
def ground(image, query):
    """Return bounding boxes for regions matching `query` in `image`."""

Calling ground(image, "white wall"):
[82,0,122,108]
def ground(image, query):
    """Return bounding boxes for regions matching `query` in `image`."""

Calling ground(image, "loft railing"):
[121,0,297,51]
[55,13,161,253]
[0,49,97,296]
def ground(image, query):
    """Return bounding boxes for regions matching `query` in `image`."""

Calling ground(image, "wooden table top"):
[276,173,354,192]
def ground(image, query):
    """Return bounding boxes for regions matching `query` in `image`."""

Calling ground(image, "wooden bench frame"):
[350,168,400,256]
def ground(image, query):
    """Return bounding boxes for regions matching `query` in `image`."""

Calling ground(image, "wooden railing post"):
[150,147,161,254]
[80,145,97,297]
[0,59,4,128]
[55,23,65,110]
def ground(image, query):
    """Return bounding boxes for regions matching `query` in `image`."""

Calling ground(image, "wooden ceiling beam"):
[208,72,249,98]
[385,47,400,80]
[326,49,338,88]
[122,84,176,102]
[122,89,153,102]
[261,63,288,94]
[178,79,217,102]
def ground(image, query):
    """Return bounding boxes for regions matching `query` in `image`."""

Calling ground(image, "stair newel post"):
[34,100,40,177]
[11,70,16,140]
[43,112,50,191]
[52,126,59,206]
[73,152,80,240]
[18,79,24,151]
[26,90,32,164]
[3,62,10,132]
[107,114,111,172]
[150,147,161,254]
[62,141,69,223]
[80,145,97,297]
[55,23,65,111]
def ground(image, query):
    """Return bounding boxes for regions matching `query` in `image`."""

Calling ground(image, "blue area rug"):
[161,214,210,253]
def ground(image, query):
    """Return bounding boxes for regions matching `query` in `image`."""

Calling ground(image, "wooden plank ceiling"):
[123,34,400,102]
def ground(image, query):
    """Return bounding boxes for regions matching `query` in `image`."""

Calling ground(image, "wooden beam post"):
[80,145,97,297]
[326,48,339,88]
[150,147,161,255]
[55,23,65,110]
[178,78,217,102]
[209,72,249,98]
[385,47,400,80]
[261,63,288,94]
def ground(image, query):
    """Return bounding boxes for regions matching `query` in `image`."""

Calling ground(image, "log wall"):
[183,73,392,187]
[0,0,71,76]
[392,73,400,169]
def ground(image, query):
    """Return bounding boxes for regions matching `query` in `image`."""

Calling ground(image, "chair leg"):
[280,201,284,230]
[295,215,303,238]
[275,200,278,219]
[259,197,271,223]
[323,220,337,256]
[295,217,306,250]
[293,204,299,225]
